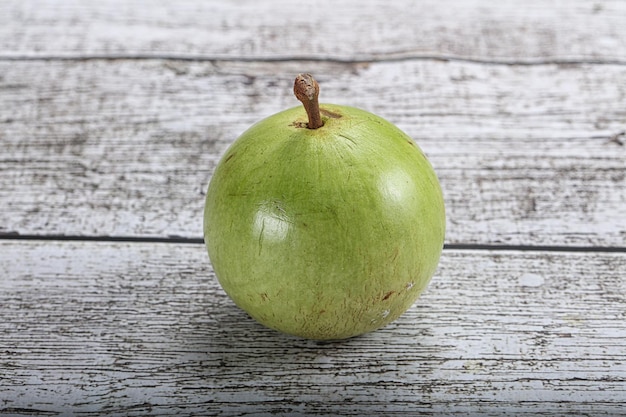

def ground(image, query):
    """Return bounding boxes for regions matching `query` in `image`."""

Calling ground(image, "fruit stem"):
[294,74,324,129]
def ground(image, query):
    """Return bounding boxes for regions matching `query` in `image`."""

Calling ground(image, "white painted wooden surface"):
[1,0,625,415]
[1,241,625,416]
[1,0,625,63]
[1,60,625,246]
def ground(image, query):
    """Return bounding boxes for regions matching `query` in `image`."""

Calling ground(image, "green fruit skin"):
[204,104,445,340]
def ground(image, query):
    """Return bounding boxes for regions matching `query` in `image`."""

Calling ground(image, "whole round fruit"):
[204,74,445,340]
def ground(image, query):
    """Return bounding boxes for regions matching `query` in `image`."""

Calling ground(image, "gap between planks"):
[1,233,624,254]
[2,54,626,67]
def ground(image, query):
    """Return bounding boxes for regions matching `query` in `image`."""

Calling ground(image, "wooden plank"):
[1,0,625,62]
[1,59,625,246]
[1,240,624,415]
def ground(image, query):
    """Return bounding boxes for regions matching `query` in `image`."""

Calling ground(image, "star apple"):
[204,74,445,340]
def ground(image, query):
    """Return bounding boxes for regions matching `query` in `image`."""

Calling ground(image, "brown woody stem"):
[293,73,323,129]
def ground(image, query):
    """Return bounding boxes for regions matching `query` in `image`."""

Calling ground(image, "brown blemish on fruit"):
[260,293,269,301]
[382,291,395,301]
[290,121,309,129]
[224,153,236,163]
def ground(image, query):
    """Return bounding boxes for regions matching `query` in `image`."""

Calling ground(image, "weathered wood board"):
[2,1,626,415]
[1,60,624,246]
[1,0,625,63]
[1,240,625,416]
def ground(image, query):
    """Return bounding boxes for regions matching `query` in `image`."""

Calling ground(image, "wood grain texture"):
[1,0,625,63]
[3,1,625,416]
[1,240,624,416]
[1,59,625,245]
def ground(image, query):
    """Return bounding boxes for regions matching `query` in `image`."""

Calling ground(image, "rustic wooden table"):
[2,1,625,416]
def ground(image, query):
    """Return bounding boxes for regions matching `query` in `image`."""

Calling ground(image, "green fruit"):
[204,74,445,340]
